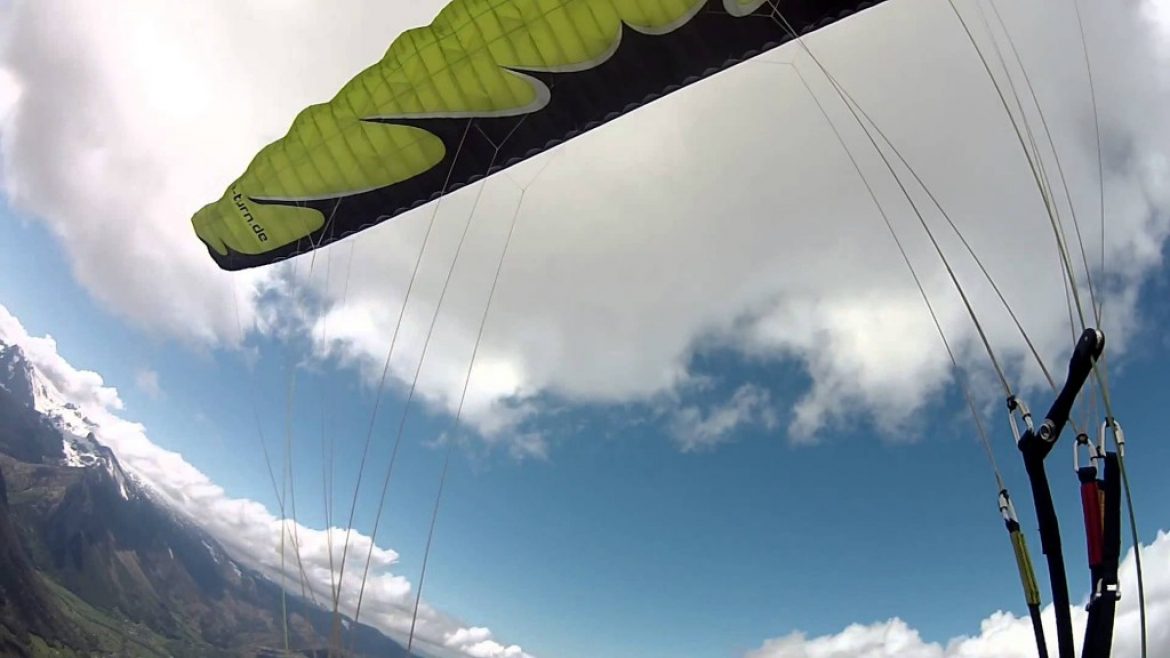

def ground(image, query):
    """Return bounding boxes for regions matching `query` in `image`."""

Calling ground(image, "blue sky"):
[3,1,1170,657]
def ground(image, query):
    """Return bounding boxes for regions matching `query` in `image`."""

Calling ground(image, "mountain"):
[0,458,95,657]
[0,344,68,465]
[0,340,415,657]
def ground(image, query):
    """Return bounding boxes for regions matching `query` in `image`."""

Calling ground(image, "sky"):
[2,0,1170,657]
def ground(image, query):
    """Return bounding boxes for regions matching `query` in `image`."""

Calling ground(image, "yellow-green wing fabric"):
[192,0,887,271]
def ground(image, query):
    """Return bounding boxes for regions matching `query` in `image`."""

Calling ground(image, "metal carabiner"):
[1074,432,1098,472]
[1090,576,1122,605]
[1099,417,1126,458]
[1007,396,1034,445]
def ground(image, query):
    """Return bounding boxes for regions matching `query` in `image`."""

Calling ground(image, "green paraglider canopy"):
[191,0,888,270]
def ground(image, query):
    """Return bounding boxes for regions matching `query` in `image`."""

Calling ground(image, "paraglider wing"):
[192,0,888,271]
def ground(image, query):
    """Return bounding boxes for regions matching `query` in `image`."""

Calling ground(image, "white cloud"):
[0,67,18,123]
[670,383,779,452]
[134,368,162,400]
[301,0,1170,447]
[444,626,531,658]
[0,0,439,346]
[0,302,533,658]
[251,0,1170,444]
[747,530,1170,658]
[0,3,16,125]
[0,305,123,411]
[747,618,942,658]
[1,1,1169,451]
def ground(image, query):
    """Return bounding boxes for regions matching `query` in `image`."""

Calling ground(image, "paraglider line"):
[781,58,1049,657]
[405,155,559,653]
[1070,0,1106,325]
[329,121,475,645]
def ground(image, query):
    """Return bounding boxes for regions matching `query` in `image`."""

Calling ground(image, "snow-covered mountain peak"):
[2,339,98,432]
[0,339,135,500]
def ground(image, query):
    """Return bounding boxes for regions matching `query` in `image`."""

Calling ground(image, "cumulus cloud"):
[0,68,17,122]
[2,1,1169,449]
[0,5,16,125]
[0,302,533,658]
[296,0,1170,445]
[747,530,1170,658]
[444,626,531,658]
[0,0,439,346]
[670,383,779,452]
[0,305,123,411]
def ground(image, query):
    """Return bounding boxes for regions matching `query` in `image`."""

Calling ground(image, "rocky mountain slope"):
[0,340,414,657]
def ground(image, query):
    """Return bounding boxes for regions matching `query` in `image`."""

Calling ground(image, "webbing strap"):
[1081,452,1121,658]
[1000,489,1048,658]
[1010,526,1043,607]
[1078,468,1104,570]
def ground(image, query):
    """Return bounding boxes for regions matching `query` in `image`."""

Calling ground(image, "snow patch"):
[98,447,132,501]
[108,459,130,500]
[11,348,110,469]
[202,539,220,563]
[61,434,101,468]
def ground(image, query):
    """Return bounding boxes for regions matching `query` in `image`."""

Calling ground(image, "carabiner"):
[1007,396,1034,445]
[1099,417,1126,458]
[1074,432,1098,472]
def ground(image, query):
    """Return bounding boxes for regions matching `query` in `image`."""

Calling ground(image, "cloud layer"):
[0,302,532,658]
